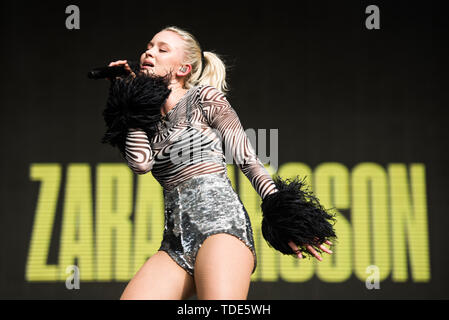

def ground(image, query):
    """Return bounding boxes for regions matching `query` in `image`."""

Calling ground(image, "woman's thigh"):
[194,233,254,300]
[120,250,196,300]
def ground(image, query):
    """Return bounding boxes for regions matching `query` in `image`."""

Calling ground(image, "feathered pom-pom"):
[101,72,171,156]
[261,175,337,258]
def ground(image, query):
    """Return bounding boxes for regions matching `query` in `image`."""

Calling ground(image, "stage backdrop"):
[1,0,448,299]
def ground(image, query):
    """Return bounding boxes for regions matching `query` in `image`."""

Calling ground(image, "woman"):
[103,26,336,300]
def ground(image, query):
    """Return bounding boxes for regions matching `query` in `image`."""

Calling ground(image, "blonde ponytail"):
[161,26,229,93]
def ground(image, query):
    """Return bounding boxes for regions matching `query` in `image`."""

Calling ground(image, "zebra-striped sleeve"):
[200,86,279,199]
[124,128,154,175]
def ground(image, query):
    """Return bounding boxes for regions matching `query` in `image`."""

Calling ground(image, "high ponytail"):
[161,26,229,93]
[196,51,229,93]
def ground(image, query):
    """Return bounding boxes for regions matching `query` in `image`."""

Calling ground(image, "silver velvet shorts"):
[158,171,257,276]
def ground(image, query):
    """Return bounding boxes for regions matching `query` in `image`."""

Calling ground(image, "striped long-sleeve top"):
[124,84,279,200]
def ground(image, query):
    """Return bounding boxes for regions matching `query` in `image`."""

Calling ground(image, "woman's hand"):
[288,239,333,261]
[107,60,136,80]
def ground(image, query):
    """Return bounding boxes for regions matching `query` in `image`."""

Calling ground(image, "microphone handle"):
[87,61,140,79]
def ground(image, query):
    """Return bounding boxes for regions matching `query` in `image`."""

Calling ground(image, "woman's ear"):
[177,64,192,76]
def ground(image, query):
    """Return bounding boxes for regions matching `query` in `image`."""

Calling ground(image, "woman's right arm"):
[124,128,155,174]
[106,60,153,174]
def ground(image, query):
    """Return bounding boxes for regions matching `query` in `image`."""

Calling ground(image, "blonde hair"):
[160,25,229,93]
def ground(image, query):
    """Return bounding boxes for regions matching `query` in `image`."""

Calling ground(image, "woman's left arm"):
[199,85,336,261]
[199,85,279,200]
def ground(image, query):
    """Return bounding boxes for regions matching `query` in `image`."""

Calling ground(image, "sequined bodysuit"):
[124,84,279,276]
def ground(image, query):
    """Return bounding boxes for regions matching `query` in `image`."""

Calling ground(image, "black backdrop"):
[0,0,448,299]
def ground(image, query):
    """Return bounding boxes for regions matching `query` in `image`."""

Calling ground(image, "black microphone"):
[87,60,140,79]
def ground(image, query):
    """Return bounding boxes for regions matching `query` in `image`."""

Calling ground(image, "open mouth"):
[141,61,154,70]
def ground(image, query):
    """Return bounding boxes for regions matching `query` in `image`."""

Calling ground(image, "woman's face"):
[140,30,187,78]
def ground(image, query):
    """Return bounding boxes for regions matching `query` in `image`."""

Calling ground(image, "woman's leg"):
[194,233,254,300]
[120,250,196,300]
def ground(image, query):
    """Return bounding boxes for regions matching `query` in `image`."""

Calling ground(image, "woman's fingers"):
[312,237,333,248]
[288,241,303,259]
[319,244,333,254]
[314,238,333,256]
[108,60,129,67]
[106,60,125,81]
[124,62,136,78]
[107,60,136,79]
[288,239,333,260]
[313,237,332,245]
[109,60,126,67]
[306,244,322,261]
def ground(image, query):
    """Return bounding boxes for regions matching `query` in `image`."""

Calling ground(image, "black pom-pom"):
[101,73,171,156]
[261,175,337,258]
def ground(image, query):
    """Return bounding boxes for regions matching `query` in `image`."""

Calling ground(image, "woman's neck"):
[161,82,188,117]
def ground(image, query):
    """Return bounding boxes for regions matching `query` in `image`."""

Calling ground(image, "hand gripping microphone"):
[87,60,140,79]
